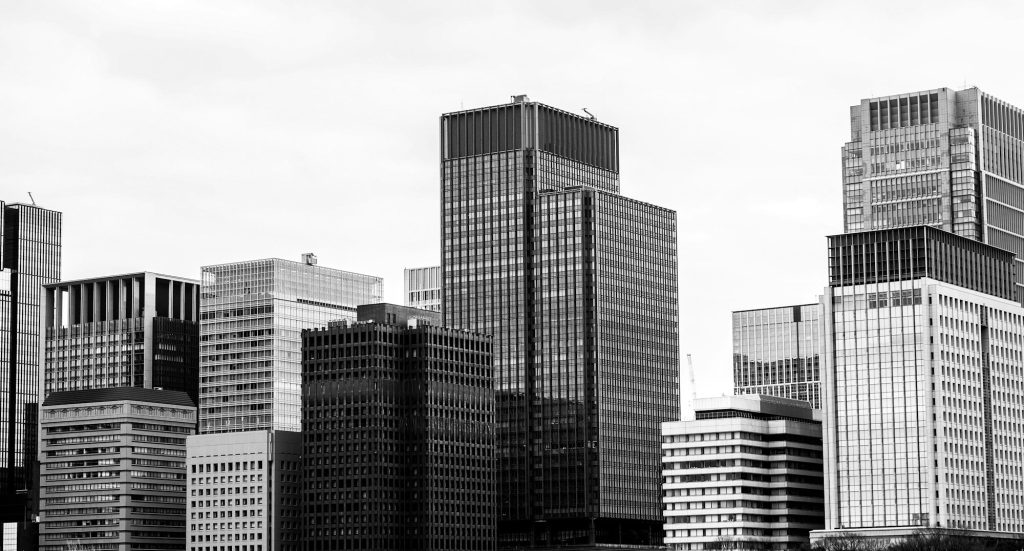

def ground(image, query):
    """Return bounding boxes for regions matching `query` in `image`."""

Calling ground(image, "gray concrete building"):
[662,395,824,551]
[186,431,301,551]
[38,387,195,551]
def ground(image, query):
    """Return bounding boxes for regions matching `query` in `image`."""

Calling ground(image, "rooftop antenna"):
[582,107,595,120]
[27,192,36,206]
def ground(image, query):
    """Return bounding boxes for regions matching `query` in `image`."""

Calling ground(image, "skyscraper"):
[41,272,200,403]
[301,304,494,551]
[189,254,380,551]
[842,87,1024,297]
[0,201,61,548]
[733,304,823,408]
[441,95,679,547]
[198,254,381,434]
[404,266,441,313]
[815,226,1024,542]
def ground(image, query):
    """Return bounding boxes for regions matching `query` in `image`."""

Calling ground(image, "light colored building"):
[186,431,301,551]
[41,272,200,402]
[403,265,441,313]
[814,227,1024,543]
[733,304,823,408]
[198,254,381,434]
[38,387,195,551]
[842,87,1024,297]
[662,395,823,551]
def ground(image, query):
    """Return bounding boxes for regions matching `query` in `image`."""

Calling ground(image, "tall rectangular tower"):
[0,201,61,543]
[441,96,679,547]
[198,255,381,434]
[733,303,823,408]
[41,272,200,403]
[843,87,1024,297]
[817,226,1024,541]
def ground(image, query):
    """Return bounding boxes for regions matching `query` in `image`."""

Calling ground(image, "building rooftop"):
[43,387,195,408]
[45,271,200,288]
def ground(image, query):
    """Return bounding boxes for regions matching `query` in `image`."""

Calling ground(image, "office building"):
[0,201,62,549]
[662,395,824,551]
[733,304,823,409]
[41,272,200,402]
[404,266,441,313]
[38,387,195,551]
[814,226,1024,543]
[186,430,301,551]
[190,254,378,551]
[198,253,381,434]
[842,87,1024,296]
[441,96,679,547]
[301,303,493,550]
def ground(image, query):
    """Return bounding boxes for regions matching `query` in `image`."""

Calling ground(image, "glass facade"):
[442,98,679,546]
[198,258,381,434]
[823,227,1024,535]
[42,273,200,403]
[733,304,823,408]
[0,202,61,538]
[843,87,1024,298]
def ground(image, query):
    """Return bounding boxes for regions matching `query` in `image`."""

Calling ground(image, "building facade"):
[301,304,494,550]
[815,226,1024,542]
[186,430,301,551]
[662,395,824,551]
[0,201,62,549]
[41,272,200,403]
[404,266,441,313]
[441,96,679,547]
[733,304,823,409]
[38,387,195,551]
[842,87,1024,297]
[198,254,381,434]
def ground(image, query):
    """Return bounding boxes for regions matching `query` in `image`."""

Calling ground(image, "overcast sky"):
[3,0,1022,401]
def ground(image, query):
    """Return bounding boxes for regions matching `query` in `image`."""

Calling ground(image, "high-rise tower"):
[842,87,1024,297]
[816,226,1024,542]
[0,201,61,548]
[441,95,679,547]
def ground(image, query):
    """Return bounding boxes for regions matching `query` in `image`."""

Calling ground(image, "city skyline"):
[7,0,1024,402]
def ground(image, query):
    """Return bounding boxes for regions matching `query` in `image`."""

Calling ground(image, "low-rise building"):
[662,395,824,551]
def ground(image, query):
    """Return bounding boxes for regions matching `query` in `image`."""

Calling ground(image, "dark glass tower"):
[301,305,494,551]
[0,201,62,546]
[441,96,679,547]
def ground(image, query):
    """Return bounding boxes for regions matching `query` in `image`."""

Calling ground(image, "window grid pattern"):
[733,305,822,409]
[198,259,381,434]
